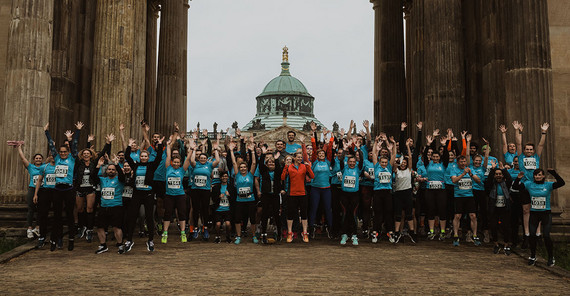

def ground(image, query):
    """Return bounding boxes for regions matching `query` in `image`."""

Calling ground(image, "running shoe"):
[124,241,134,252]
[78,226,87,239]
[138,231,145,238]
[362,229,369,239]
[409,232,417,244]
[118,244,125,254]
[214,236,221,244]
[453,235,460,247]
[286,232,293,243]
[181,231,187,243]
[340,234,348,245]
[493,245,501,254]
[161,232,168,244]
[371,231,378,243]
[388,231,396,244]
[36,237,46,249]
[394,232,402,244]
[427,231,436,240]
[311,226,317,239]
[483,231,490,243]
[95,245,108,254]
[351,235,358,246]
[547,257,555,267]
[57,238,63,249]
[225,236,232,243]
[465,231,474,243]
[439,231,446,241]
[262,234,268,244]
[26,229,34,239]
[68,239,74,251]
[252,235,259,244]
[192,228,200,239]
[234,236,241,245]
[203,228,210,241]
[32,228,40,238]
[86,230,93,243]
[521,235,529,249]
[528,257,536,266]
[146,240,155,252]
[50,240,56,252]
[325,226,332,239]
[302,232,309,243]
[504,246,511,256]
[473,236,481,246]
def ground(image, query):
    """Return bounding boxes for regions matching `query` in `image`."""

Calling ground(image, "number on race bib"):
[531,196,546,210]
[167,177,181,189]
[219,195,230,207]
[523,158,537,170]
[212,168,220,179]
[55,165,68,178]
[80,175,91,187]
[101,188,115,200]
[45,174,56,186]
[238,187,251,198]
[123,186,133,198]
[368,168,374,177]
[32,175,39,187]
[429,181,443,190]
[458,178,472,190]
[135,176,149,189]
[495,195,506,208]
[344,176,356,188]
[378,172,391,184]
[336,171,342,182]
[194,175,207,187]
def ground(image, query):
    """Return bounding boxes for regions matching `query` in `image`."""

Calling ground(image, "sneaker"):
[483,231,490,243]
[146,240,155,252]
[36,237,46,249]
[118,244,125,254]
[50,240,57,251]
[465,231,474,243]
[138,231,145,238]
[262,234,268,244]
[86,230,93,243]
[325,226,332,239]
[528,257,536,266]
[234,236,241,245]
[371,231,378,243]
[387,232,396,244]
[340,234,348,245]
[521,235,529,249]
[214,236,221,244]
[409,232,417,244]
[32,228,40,238]
[124,241,134,252]
[161,232,168,244]
[27,229,34,239]
[394,232,402,244]
[78,226,87,239]
[473,236,481,246]
[68,239,74,251]
[362,229,369,239]
[504,246,511,256]
[252,235,259,244]
[427,231,436,240]
[203,229,210,241]
[311,226,316,239]
[286,232,293,243]
[225,236,232,243]
[453,235,460,247]
[302,232,309,243]
[547,257,555,267]
[57,238,63,249]
[181,231,188,243]
[192,228,199,239]
[493,245,501,254]
[95,245,108,254]
[439,231,446,241]
[351,235,359,246]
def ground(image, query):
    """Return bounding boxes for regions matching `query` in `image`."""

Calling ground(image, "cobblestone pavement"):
[1,235,568,295]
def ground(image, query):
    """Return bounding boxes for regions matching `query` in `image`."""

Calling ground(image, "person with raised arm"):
[229,139,257,244]
[14,142,44,239]
[256,145,284,244]
[499,124,518,166]
[392,138,417,244]
[32,154,57,249]
[370,134,396,243]
[485,160,514,255]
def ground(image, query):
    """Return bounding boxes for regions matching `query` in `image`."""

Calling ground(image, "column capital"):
[184,0,190,9]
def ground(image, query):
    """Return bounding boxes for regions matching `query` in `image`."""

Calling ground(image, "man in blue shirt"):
[285,130,302,154]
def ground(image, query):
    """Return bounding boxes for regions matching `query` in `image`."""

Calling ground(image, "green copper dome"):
[258,61,311,96]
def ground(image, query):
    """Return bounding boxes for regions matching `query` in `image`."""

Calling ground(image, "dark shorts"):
[96,206,124,229]
[214,210,231,223]
[454,197,476,214]
[520,189,531,205]
[153,180,166,198]
[235,201,257,224]
[77,187,95,197]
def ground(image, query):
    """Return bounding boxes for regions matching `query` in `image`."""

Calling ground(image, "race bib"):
[344,176,356,188]
[212,168,220,179]
[194,175,208,187]
[485,164,492,176]
[523,157,537,170]
[378,172,391,184]
[496,195,506,208]
[55,165,68,178]
[80,175,91,187]
[531,196,546,210]
[32,175,39,187]
[101,188,115,200]
[219,194,230,207]
[429,181,443,190]
[45,174,56,186]
[135,176,149,189]
[167,177,181,189]
[238,187,251,198]
[123,186,133,198]
[458,178,472,190]
[368,168,374,177]
[336,171,343,182]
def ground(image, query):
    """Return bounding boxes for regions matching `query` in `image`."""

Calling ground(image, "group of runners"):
[15,119,564,267]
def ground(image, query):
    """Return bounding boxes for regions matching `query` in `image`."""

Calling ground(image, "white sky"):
[186,0,374,132]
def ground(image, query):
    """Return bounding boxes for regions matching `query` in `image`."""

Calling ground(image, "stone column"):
[181,0,189,130]
[130,0,147,141]
[144,0,159,132]
[77,0,96,142]
[370,0,406,137]
[404,0,424,131]
[90,0,136,142]
[422,0,466,133]
[156,0,185,135]
[0,0,54,202]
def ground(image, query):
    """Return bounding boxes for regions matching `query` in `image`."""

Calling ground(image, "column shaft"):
[144,0,159,132]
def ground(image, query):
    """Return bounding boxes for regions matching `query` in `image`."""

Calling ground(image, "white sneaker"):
[465,231,474,243]
[32,228,40,237]
[26,229,34,239]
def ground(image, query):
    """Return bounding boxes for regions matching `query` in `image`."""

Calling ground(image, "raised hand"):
[299,135,305,143]
[202,129,208,137]
[106,134,116,143]
[44,123,49,131]
[192,130,198,139]
[461,130,467,139]
[541,122,550,133]
[401,122,407,131]
[340,128,346,137]
[466,134,472,142]
[363,120,370,129]
[389,136,396,143]
[491,160,497,168]
[247,143,255,151]
[447,128,453,138]
[405,138,412,147]
[482,137,489,144]
[119,123,125,131]
[416,122,423,130]
[157,136,165,145]
[432,129,440,138]
[310,121,317,132]
[128,138,136,147]
[188,138,197,149]
[261,145,268,154]
[499,161,504,170]
[439,136,447,146]
[426,135,434,145]
[228,141,236,151]
[97,156,106,167]
[64,130,74,141]
[216,133,222,140]
[174,122,180,132]
[75,121,84,130]
[88,134,95,142]
[499,125,507,133]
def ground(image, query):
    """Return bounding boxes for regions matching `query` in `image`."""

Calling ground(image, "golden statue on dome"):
[282,45,289,62]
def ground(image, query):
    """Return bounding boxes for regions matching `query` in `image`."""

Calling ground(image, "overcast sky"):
[186,0,374,132]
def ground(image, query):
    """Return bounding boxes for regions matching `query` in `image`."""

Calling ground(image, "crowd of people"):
[14,119,564,267]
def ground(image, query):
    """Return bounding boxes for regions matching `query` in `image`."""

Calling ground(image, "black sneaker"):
[214,236,221,244]
[86,230,93,243]
[310,226,316,239]
[124,241,134,253]
[36,238,46,249]
[528,257,536,266]
[325,226,331,239]
[262,234,268,244]
[50,240,57,252]
[96,245,108,254]
[57,238,63,249]
[521,235,529,249]
[138,231,145,238]
[225,236,232,243]
[146,240,155,252]
[117,244,125,254]
[493,245,501,254]
[409,232,417,244]
[394,232,402,244]
[68,239,74,251]
[504,246,511,256]
[547,257,555,267]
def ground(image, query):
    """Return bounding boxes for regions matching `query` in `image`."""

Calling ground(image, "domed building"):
[243,47,324,132]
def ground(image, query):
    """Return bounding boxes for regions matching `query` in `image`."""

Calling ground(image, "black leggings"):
[261,193,281,234]
[373,189,393,232]
[287,195,308,220]
[509,191,522,245]
[529,210,553,259]
[164,195,187,221]
[474,189,488,231]
[125,190,155,241]
[340,191,359,236]
[489,207,511,243]
[360,186,373,230]
[426,189,447,220]
[331,185,343,234]
[38,188,63,241]
[191,189,211,227]
[393,189,413,221]
[56,185,76,239]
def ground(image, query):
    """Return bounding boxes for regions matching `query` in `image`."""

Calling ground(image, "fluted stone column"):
[90,0,136,143]
[78,0,96,141]
[404,0,424,129]
[181,0,189,130]
[422,0,466,133]
[371,0,406,136]
[156,0,185,135]
[144,0,159,132]
[0,0,54,203]
[130,0,147,141]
